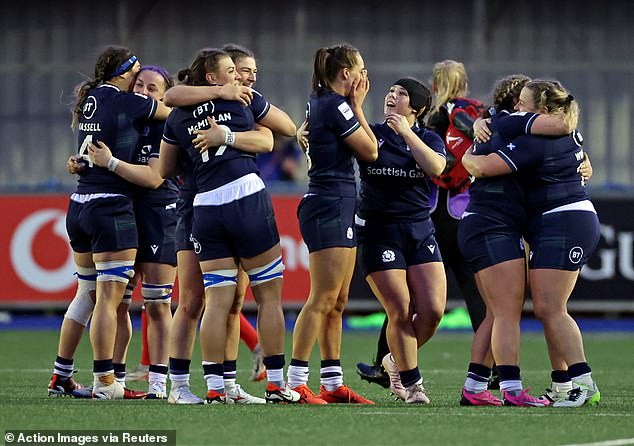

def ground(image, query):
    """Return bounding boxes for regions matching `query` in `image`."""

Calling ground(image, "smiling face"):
[516,86,539,113]
[207,55,240,86]
[235,56,257,88]
[384,84,415,117]
[133,69,168,101]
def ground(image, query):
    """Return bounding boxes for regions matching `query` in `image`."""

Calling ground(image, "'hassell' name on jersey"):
[366,166,426,178]
[78,122,102,132]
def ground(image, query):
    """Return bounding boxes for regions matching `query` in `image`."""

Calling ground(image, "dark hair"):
[393,78,433,125]
[71,45,135,129]
[138,65,174,91]
[222,43,255,64]
[491,74,532,113]
[177,48,230,86]
[311,44,360,94]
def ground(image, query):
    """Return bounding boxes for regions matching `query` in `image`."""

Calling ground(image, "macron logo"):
[151,244,159,254]
[427,244,436,254]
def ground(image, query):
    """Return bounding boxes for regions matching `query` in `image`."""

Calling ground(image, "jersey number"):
[78,135,93,167]
[201,144,227,162]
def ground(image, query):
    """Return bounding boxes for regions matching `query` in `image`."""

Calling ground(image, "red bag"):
[432,97,486,193]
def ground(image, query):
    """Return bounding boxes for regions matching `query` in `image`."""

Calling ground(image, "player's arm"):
[192,117,273,154]
[163,84,253,107]
[159,140,181,179]
[88,141,163,188]
[344,75,378,162]
[462,147,512,178]
[256,104,296,137]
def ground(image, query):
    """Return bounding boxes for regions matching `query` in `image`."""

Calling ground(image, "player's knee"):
[95,260,135,284]
[64,266,97,326]
[247,256,285,287]
[202,269,238,290]
[142,282,173,305]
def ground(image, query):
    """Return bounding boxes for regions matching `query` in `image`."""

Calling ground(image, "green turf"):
[1,329,633,446]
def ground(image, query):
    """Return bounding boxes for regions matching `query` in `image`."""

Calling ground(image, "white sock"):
[287,365,309,388]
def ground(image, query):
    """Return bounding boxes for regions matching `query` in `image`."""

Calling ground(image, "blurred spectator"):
[257,136,306,183]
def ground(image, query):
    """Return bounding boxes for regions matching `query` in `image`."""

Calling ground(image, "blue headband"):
[109,55,138,77]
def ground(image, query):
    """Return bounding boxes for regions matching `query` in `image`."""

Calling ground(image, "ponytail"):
[311,44,359,95]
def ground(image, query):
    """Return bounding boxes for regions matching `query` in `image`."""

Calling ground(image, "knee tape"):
[121,283,135,305]
[95,260,135,283]
[142,282,173,304]
[64,266,97,326]
[203,269,238,289]
[246,256,285,286]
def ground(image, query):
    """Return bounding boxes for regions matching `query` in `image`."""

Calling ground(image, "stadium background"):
[0,0,633,314]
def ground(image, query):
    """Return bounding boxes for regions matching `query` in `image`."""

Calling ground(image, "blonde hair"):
[524,80,579,131]
[431,60,468,114]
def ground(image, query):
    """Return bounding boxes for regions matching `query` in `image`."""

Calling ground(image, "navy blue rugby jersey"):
[76,83,158,195]
[495,130,588,216]
[357,122,446,222]
[466,112,527,229]
[132,120,179,206]
[162,91,269,194]
[305,90,361,198]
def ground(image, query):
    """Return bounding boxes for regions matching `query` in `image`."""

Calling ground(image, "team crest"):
[382,250,396,263]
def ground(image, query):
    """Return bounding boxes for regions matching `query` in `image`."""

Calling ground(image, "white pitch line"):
[560,438,634,446]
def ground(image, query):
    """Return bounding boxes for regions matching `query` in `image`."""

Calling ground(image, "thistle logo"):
[346,227,353,240]
[382,250,395,263]
[10,209,75,292]
[190,235,201,254]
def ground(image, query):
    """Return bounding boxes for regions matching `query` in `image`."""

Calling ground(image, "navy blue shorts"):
[134,201,177,265]
[458,213,526,273]
[298,195,356,253]
[175,197,194,253]
[66,196,137,254]
[192,190,280,262]
[358,217,441,276]
[527,210,600,271]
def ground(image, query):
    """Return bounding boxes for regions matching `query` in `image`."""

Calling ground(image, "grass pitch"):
[1,328,633,446]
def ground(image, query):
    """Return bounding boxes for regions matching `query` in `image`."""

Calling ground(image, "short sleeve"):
[249,89,271,122]
[495,135,543,172]
[498,111,539,142]
[328,97,360,138]
[118,92,158,120]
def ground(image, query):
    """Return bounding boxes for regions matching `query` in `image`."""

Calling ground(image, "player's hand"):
[220,84,253,106]
[66,154,86,174]
[296,119,309,152]
[193,116,226,153]
[473,117,492,142]
[350,70,370,111]
[385,113,410,135]
[88,140,113,168]
[578,152,593,182]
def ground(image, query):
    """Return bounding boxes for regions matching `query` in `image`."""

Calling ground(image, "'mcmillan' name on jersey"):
[366,165,426,179]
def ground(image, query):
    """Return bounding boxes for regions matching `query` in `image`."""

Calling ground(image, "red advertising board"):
[0,195,309,307]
